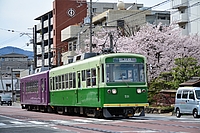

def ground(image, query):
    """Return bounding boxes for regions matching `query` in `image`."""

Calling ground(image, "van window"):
[177,90,182,99]
[195,90,200,99]
[182,90,188,99]
[189,91,194,99]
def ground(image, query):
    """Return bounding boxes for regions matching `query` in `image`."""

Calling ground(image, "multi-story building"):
[33,0,87,69]
[0,53,32,94]
[34,0,170,68]
[61,2,170,65]
[171,0,200,35]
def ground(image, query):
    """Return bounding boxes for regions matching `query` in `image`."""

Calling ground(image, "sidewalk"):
[12,102,21,107]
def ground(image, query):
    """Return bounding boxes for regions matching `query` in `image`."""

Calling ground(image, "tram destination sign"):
[113,58,137,63]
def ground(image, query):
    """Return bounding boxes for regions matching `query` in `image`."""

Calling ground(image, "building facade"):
[33,0,87,69]
[61,2,170,65]
[0,53,32,93]
[171,0,200,35]
[34,0,170,68]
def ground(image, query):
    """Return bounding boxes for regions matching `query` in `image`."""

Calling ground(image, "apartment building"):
[171,0,200,35]
[33,0,87,69]
[34,0,170,68]
[0,53,32,93]
[61,2,170,64]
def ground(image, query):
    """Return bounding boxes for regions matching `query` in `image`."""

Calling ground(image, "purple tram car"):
[20,70,49,112]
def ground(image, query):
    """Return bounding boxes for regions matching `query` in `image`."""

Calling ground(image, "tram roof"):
[50,53,145,72]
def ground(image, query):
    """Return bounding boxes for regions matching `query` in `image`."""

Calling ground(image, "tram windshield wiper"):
[121,76,130,88]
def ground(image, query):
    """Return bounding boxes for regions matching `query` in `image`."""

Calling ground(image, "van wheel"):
[176,108,181,118]
[193,109,199,118]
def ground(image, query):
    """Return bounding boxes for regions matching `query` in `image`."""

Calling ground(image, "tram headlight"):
[112,89,117,94]
[107,89,111,94]
[142,89,146,93]
[137,88,142,94]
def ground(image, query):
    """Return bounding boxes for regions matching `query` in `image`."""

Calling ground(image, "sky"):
[0,0,170,51]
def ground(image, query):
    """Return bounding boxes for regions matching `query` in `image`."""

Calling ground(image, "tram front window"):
[106,63,145,83]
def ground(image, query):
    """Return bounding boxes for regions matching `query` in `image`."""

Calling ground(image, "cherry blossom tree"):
[80,22,200,81]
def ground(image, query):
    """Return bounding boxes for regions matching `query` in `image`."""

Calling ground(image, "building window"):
[92,8,97,13]
[180,9,185,14]
[180,25,186,29]
[68,41,77,51]
[69,42,73,51]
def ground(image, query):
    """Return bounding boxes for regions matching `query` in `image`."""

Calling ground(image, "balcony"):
[37,60,42,67]
[36,23,41,31]
[44,33,49,40]
[44,20,49,28]
[51,30,53,38]
[36,46,42,55]
[50,17,53,25]
[61,25,80,42]
[44,58,49,66]
[36,35,42,43]
[177,13,188,24]
[172,0,188,9]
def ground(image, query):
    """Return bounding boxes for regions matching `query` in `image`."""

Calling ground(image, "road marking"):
[10,121,26,124]
[0,123,6,126]
[120,131,156,132]
[73,119,94,123]
[29,121,48,125]
[51,120,86,125]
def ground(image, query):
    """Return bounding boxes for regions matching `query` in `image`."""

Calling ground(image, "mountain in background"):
[0,46,33,59]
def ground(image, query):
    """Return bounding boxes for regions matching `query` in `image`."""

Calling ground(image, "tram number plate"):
[125,95,129,98]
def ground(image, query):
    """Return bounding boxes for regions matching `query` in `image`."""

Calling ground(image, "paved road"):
[0,103,200,133]
[0,115,74,133]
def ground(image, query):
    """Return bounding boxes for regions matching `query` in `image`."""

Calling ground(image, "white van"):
[174,87,200,118]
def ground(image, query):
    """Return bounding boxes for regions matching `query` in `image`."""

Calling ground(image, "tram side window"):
[91,68,96,86]
[59,76,62,89]
[73,72,76,88]
[102,64,104,82]
[82,70,86,81]
[55,76,59,89]
[52,77,55,90]
[33,81,38,92]
[86,69,91,87]
[69,73,72,88]
[78,72,81,88]
[65,73,69,89]
[41,79,44,92]
[62,75,65,89]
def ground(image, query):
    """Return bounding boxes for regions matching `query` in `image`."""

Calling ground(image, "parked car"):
[174,87,200,118]
[0,94,12,106]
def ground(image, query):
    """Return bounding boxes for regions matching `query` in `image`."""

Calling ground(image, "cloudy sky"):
[0,0,170,51]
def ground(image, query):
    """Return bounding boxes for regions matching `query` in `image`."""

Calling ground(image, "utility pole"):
[109,32,113,51]
[11,68,14,102]
[0,69,5,93]
[42,40,44,68]
[89,0,92,53]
